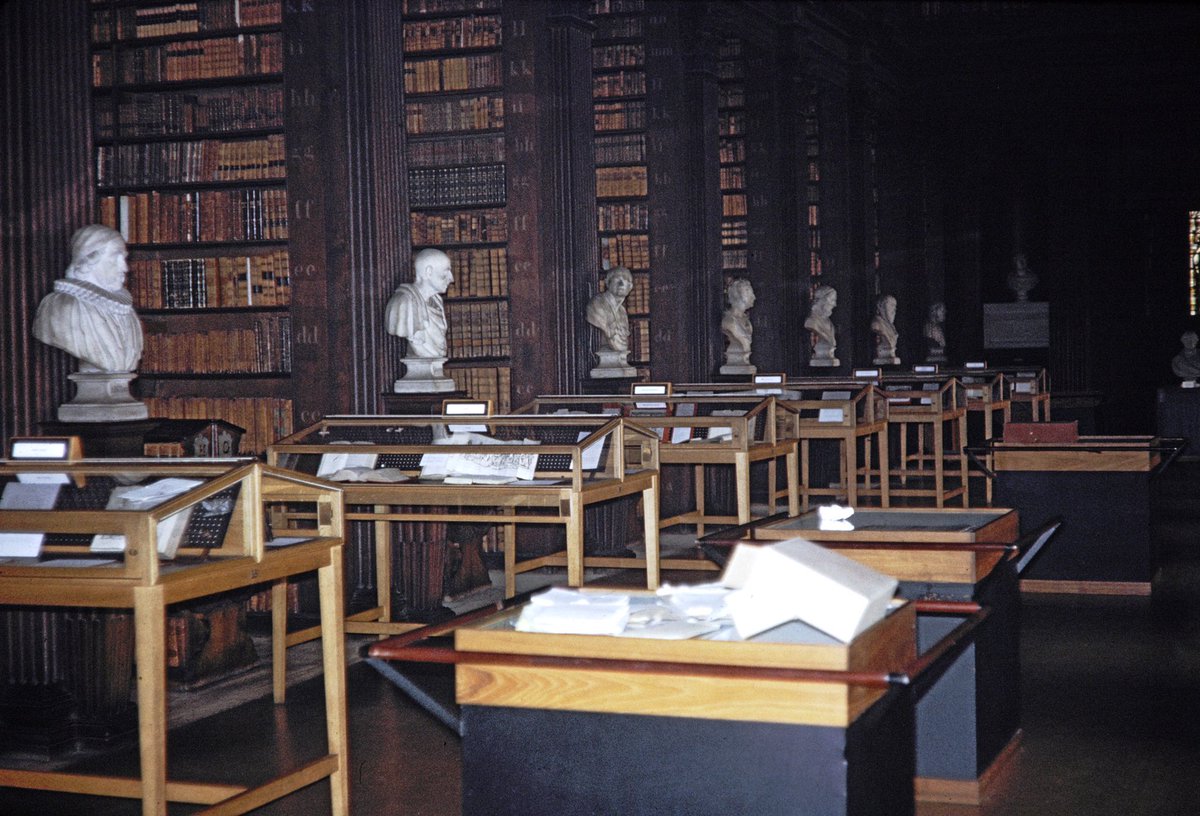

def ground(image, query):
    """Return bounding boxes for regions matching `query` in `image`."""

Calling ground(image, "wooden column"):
[0,0,93,449]
[505,0,598,405]
[284,0,406,425]
[644,3,723,382]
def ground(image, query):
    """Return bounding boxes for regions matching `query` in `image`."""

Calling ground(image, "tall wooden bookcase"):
[89,0,293,454]
[87,0,407,452]
[401,0,512,410]
[590,0,651,372]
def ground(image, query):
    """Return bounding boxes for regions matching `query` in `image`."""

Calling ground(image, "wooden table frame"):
[0,460,349,816]
[879,377,970,507]
[521,394,800,542]
[268,415,662,605]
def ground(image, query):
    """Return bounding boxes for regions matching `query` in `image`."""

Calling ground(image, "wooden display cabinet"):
[267,414,661,604]
[878,374,969,507]
[520,392,800,539]
[0,458,349,816]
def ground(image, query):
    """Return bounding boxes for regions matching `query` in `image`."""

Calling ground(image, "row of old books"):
[100,187,287,244]
[95,85,283,139]
[404,93,505,135]
[141,314,292,375]
[407,132,505,168]
[598,201,649,232]
[595,133,646,166]
[592,69,646,99]
[144,396,292,455]
[96,134,284,187]
[128,250,290,309]
[444,247,508,298]
[403,54,502,95]
[410,208,508,245]
[720,110,746,138]
[403,0,500,15]
[589,0,646,15]
[445,301,510,359]
[402,13,502,52]
[92,0,280,44]
[449,364,512,413]
[408,164,506,209]
[719,164,745,190]
[719,84,745,109]
[592,43,644,70]
[721,220,748,247]
[592,9,644,39]
[93,31,282,86]
[595,165,647,198]
[723,192,748,217]
[594,99,646,132]
[719,137,746,164]
[599,233,649,270]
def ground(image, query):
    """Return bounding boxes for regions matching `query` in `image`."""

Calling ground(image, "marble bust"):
[32,224,148,421]
[719,277,755,375]
[871,294,900,366]
[586,266,636,378]
[34,225,143,373]
[804,284,839,367]
[923,301,947,363]
[1172,331,1200,381]
[386,247,456,392]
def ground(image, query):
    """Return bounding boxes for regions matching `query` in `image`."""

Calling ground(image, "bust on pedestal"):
[1171,330,1200,382]
[586,266,636,378]
[719,277,756,376]
[805,284,839,367]
[32,225,148,422]
[386,248,457,393]
[871,294,900,366]
[923,301,947,363]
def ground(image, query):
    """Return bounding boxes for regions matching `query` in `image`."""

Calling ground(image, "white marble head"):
[726,278,755,311]
[413,247,454,295]
[67,224,128,292]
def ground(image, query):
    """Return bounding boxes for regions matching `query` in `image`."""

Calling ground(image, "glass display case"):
[0,458,348,815]
[520,392,799,538]
[267,414,661,601]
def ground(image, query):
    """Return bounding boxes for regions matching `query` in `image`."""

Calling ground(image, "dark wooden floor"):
[5,461,1200,815]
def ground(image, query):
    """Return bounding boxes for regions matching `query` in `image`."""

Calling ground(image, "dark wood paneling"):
[1,0,93,451]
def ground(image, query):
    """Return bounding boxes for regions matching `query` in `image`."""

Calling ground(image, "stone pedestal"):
[58,371,147,422]
[809,356,839,368]
[720,349,755,377]
[394,356,456,393]
[873,355,901,366]
[590,348,636,379]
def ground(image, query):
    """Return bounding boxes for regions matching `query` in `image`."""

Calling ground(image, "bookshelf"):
[590,0,651,370]
[717,37,748,280]
[402,0,511,412]
[90,0,292,453]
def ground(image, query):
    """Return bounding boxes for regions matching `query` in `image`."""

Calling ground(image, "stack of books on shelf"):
[404,94,504,134]
[141,314,291,374]
[100,188,287,244]
[410,208,507,245]
[444,247,507,298]
[445,302,509,359]
[408,164,506,209]
[129,251,289,309]
[450,366,511,413]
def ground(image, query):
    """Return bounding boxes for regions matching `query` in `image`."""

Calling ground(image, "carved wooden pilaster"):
[505,1,597,404]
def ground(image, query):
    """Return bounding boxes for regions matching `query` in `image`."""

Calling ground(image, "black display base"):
[38,418,158,458]
[380,390,468,416]
[461,691,914,816]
